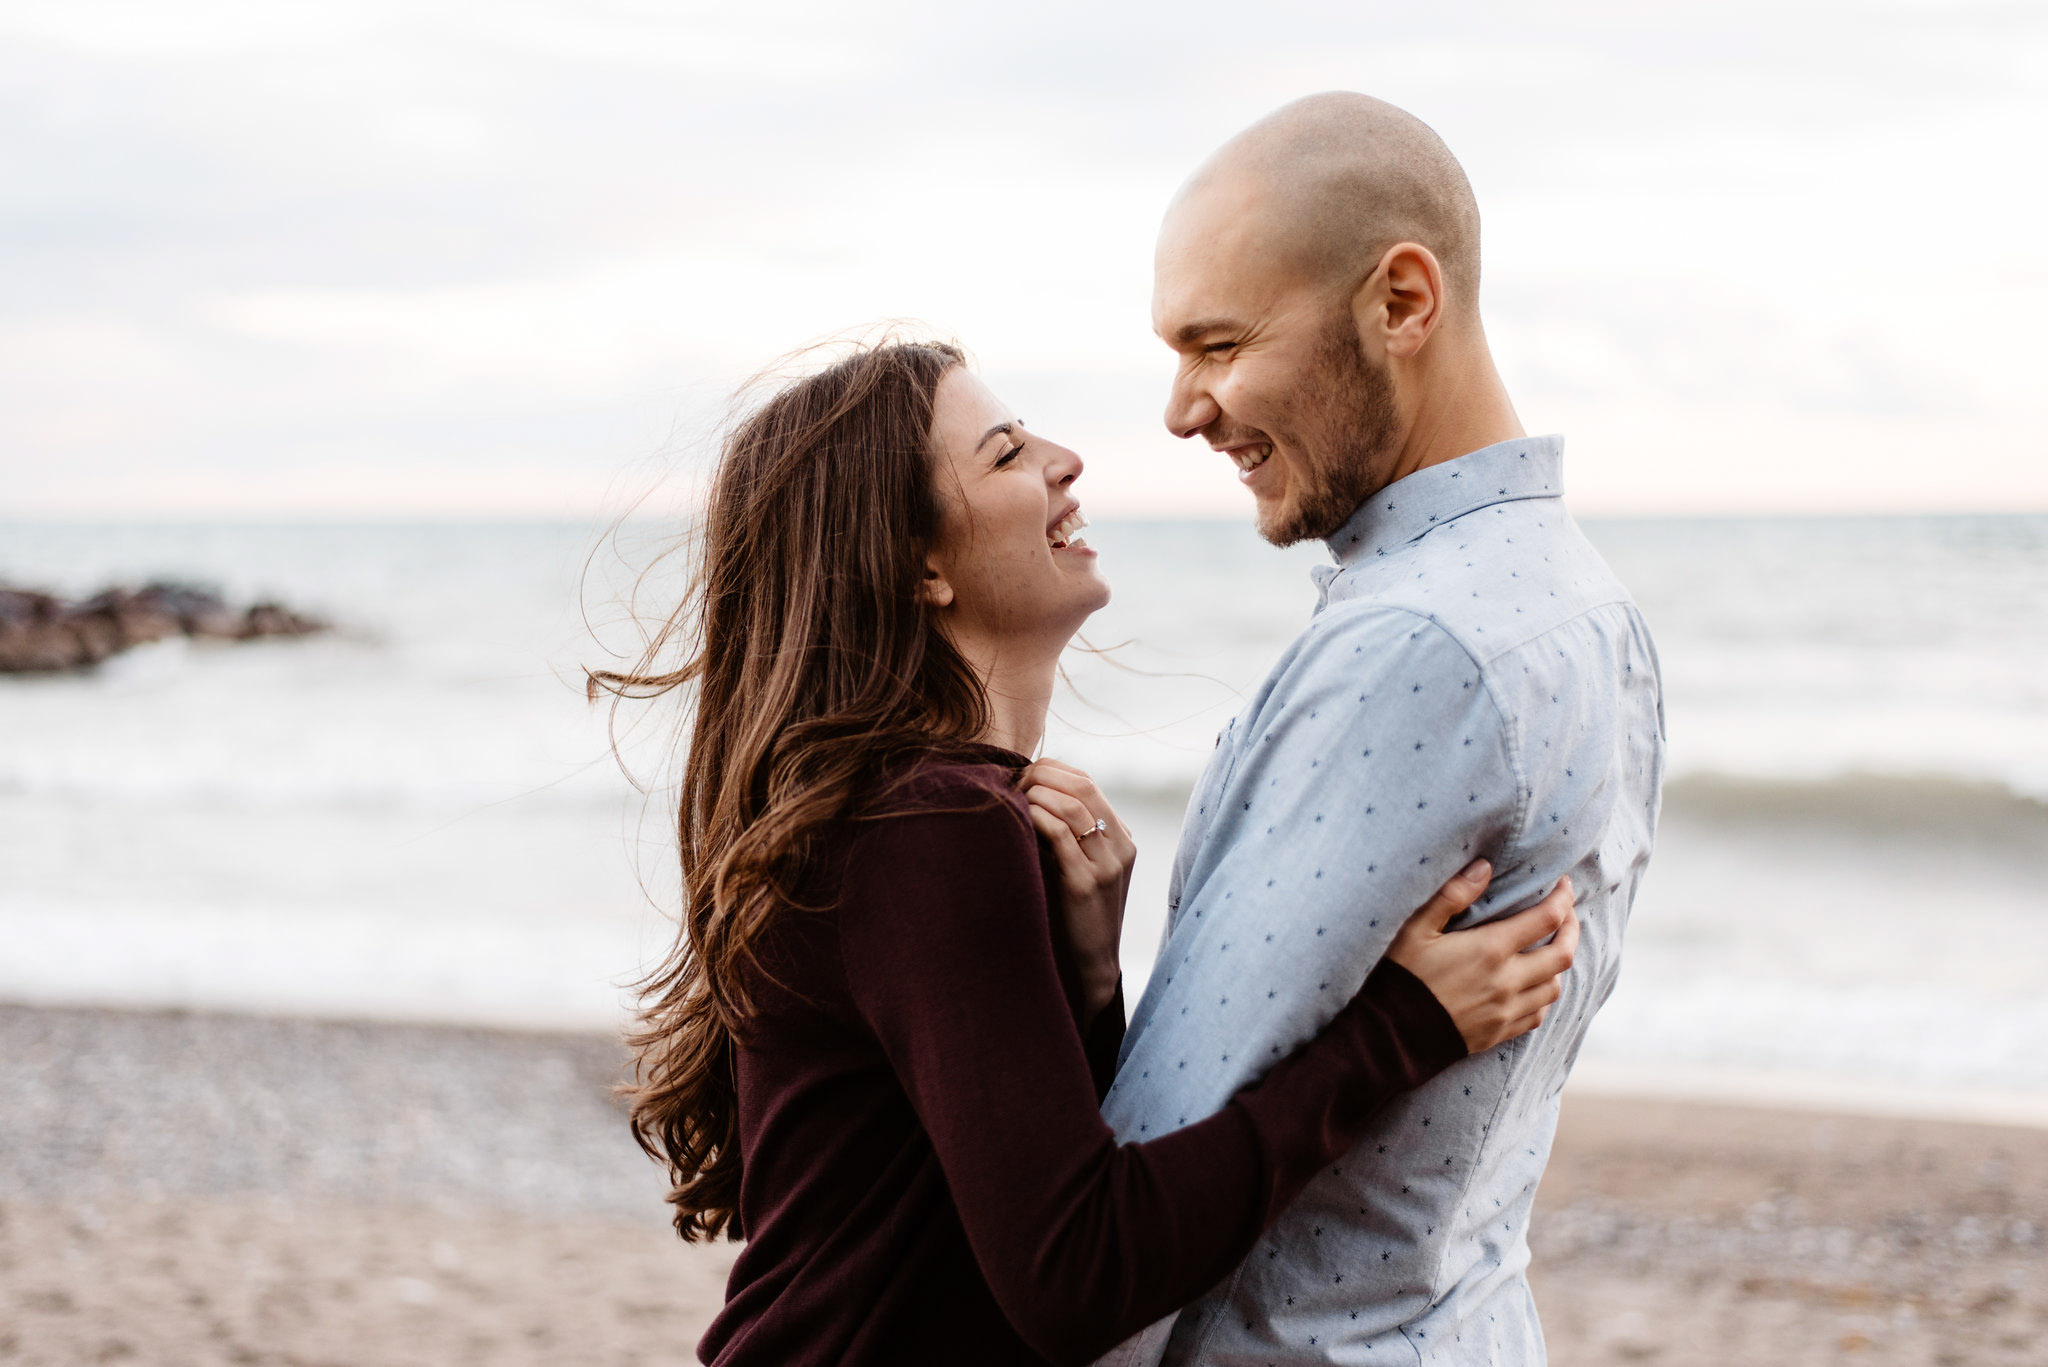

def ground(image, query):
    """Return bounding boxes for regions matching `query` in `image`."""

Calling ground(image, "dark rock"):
[133,582,240,638]
[238,601,326,640]
[0,581,330,674]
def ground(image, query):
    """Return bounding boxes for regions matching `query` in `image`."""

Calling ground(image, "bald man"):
[1095,95,1665,1365]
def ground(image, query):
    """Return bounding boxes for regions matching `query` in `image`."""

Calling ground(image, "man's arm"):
[1104,606,1528,1137]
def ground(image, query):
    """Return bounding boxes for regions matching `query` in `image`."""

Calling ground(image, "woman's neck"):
[956,634,1060,758]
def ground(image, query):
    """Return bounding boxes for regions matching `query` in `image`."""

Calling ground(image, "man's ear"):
[921,561,955,609]
[1352,241,1444,361]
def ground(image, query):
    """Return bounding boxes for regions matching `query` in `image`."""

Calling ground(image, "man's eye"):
[1204,341,1238,355]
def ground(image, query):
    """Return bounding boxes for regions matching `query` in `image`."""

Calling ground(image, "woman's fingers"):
[1026,784,1098,841]
[1510,902,1580,990]
[1498,1005,1551,1044]
[1022,760,1131,840]
[1473,977,1565,1052]
[1026,787,1130,880]
[1023,761,1136,870]
[1395,859,1493,942]
[1390,868,1586,1052]
[1482,876,1574,956]
[1026,803,1086,869]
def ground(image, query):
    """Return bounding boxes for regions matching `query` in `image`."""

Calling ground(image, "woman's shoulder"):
[863,744,1031,824]
[834,748,1050,958]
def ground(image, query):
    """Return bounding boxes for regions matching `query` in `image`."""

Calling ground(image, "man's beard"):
[1258,317,1402,548]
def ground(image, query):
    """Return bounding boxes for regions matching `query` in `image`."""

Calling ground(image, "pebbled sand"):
[3,1005,2043,1366]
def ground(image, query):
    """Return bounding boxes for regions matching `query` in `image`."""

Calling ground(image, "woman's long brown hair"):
[588,339,996,1241]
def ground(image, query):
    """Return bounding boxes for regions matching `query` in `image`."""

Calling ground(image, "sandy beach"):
[3,1004,2043,1367]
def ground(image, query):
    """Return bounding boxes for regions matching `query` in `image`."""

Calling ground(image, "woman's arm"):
[837,785,1571,1367]
[1025,758,1577,1067]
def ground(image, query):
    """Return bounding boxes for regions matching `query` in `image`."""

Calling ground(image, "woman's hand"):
[1385,860,1579,1055]
[1023,758,1135,1024]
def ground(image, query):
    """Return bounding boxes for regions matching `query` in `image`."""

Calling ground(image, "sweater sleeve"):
[1082,980,1127,1103]
[837,786,1466,1367]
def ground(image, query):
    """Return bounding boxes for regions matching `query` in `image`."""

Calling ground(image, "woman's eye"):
[993,443,1024,468]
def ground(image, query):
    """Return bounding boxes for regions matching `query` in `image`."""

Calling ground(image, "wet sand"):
[3,1004,2043,1366]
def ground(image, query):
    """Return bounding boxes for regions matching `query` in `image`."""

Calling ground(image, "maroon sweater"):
[698,752,1466,1367]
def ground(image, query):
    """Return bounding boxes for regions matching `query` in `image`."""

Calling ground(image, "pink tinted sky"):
[3,0,2044,519]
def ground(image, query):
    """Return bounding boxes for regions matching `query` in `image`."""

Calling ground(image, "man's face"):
[1154,198,1404,546]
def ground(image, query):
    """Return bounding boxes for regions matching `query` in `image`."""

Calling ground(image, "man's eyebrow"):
[975,421,1019,453]
[1168,318,1241,346]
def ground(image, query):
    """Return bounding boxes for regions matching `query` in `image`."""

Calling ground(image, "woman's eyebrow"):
[974,421,1020,453]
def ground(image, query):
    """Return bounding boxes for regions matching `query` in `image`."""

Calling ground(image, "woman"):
[592,340,1577,1366]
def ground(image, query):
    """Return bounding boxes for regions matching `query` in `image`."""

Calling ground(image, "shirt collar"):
[1320,435,1566,571]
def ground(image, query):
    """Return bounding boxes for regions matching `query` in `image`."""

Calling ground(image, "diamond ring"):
[1077,818,1108,839]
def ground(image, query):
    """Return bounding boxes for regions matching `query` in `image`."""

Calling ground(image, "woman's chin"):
[1069,562,1112,614]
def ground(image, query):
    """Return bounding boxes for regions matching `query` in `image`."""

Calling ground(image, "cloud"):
[1,0,2043,516]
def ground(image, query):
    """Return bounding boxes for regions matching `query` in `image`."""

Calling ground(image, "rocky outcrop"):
[0,581,328,673]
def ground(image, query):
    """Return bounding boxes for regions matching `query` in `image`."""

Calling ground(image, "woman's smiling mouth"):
[1048,508,1089,551]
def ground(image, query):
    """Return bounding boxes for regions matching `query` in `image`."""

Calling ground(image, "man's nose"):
[1164,369,1220,442]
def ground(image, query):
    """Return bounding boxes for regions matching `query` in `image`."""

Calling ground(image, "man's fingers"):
[1398,859,1493,938]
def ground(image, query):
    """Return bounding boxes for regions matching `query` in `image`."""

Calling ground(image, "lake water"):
[3,514,2044,1119]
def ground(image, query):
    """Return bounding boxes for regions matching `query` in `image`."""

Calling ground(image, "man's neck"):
[1387,327,1525,485]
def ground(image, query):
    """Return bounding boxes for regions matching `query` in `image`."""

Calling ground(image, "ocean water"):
[3,515,2045,1117]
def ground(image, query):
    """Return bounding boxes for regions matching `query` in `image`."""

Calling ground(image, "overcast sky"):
[4,0,2044,519]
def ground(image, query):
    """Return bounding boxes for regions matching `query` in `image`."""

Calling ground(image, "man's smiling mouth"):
[1226,443,1273,473]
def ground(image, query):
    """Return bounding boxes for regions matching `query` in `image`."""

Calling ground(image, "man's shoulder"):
[1328,506,1634,668]
[1246,604,1502,751]
[1283,598,1483,681]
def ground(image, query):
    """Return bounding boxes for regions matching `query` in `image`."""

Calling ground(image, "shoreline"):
[5,1003,2046,1365]
[1565,1059,2048,1132]
[9,989,2046,1134]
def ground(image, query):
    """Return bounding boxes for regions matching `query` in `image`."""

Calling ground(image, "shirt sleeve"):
[1104,607,1528,1146]
[837,783,1467,1367]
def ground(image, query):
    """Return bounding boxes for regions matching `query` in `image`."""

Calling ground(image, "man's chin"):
[1253,494,1314,549]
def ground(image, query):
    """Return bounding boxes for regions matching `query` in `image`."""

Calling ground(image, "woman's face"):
[924,367,1111,653]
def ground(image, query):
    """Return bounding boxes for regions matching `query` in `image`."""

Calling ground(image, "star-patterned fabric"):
[1095,436,1665,1367]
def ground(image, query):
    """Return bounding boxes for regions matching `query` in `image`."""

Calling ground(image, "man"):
[1097,93,1665,1364]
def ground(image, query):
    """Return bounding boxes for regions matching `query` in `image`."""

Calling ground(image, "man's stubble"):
[1259,314,1402,548]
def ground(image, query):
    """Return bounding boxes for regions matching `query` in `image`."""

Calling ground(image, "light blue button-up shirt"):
[1098,436,1665,1366]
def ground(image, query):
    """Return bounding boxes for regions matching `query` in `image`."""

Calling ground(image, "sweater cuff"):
[1082,978,1127,1102]
[1363,958,1470,1076]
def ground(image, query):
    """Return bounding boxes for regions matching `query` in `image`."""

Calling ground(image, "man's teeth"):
[1048,510,1089,550]
[1230,444,1274,472]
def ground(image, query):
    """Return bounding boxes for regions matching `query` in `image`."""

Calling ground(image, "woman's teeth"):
[1048,510,1089,551]
[1231,444,1273,472]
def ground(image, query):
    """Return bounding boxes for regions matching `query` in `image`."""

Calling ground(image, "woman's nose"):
[1046,441,1083,488]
